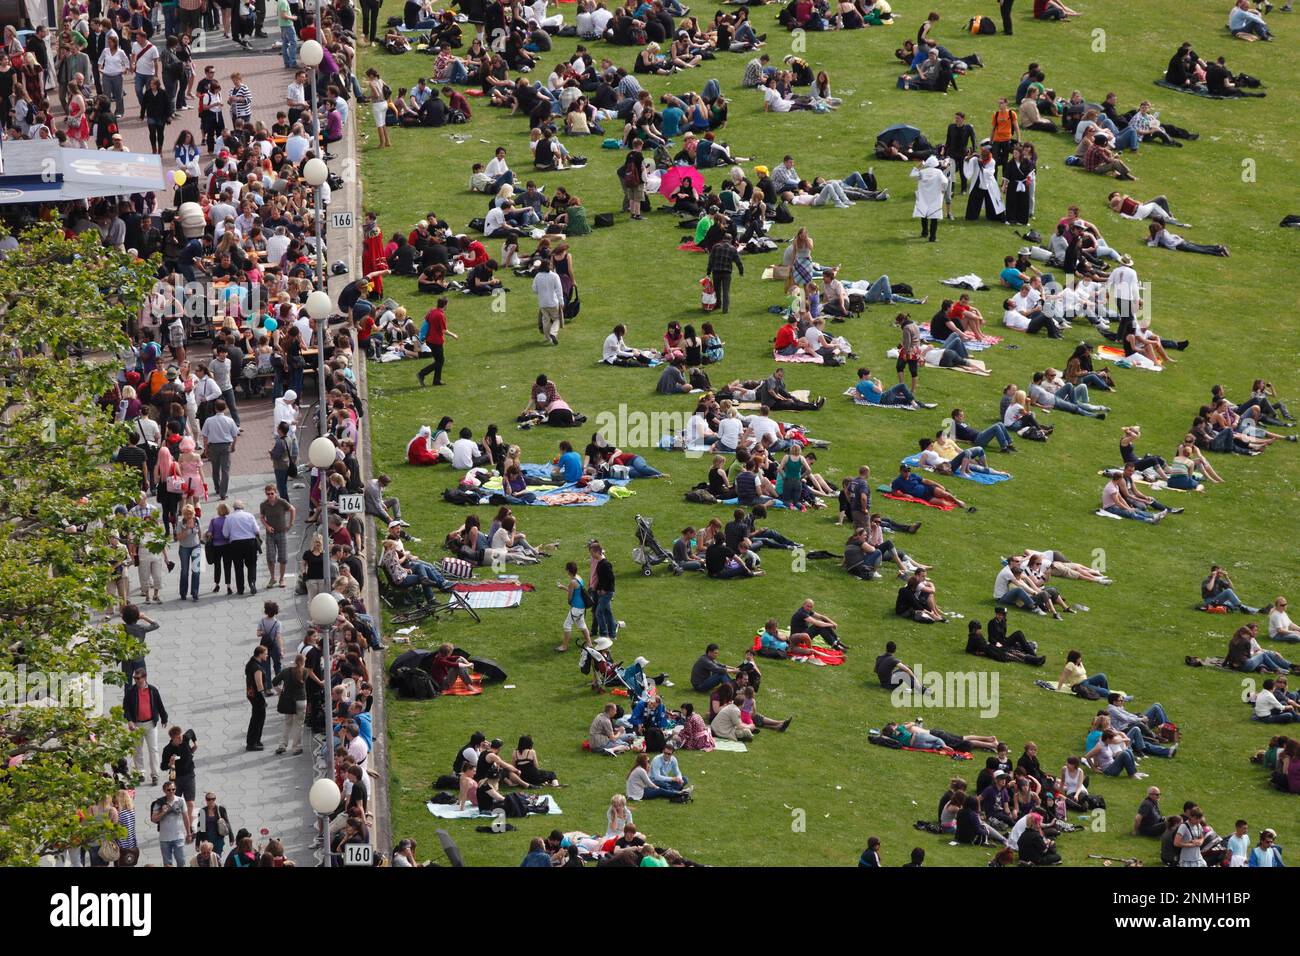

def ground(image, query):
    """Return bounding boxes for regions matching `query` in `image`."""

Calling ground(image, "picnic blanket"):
[452,580,533,609]
[1094,509,1123,520]
[442,677,483,696]
[940,274,989,291]
[1185,655,1232,671]
[879,486,958,511]
[922,333,1000,351]
[750,631,846,665]
[842,387,923,409]
[1096,345,1163,371]
[902,454,1011,485]
[711,739,749,752]
[677,241,706,252]
[1154,79,1237,100]
[719,497,789,509]
[774,349,826,364]
[530,485,611,506]
[425,794,563,819]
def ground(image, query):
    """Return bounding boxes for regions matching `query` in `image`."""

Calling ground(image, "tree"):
[0,223,160,865]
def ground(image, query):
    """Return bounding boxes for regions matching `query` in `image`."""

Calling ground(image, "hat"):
[388,520,402,529]
[165,368,178,379]
[591,637,614,650]
[754,164,769,176]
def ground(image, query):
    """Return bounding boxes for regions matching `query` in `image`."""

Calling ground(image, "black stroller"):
[632,514,682,576]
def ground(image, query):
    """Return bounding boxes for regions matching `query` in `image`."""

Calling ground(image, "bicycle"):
[389,587,481,625]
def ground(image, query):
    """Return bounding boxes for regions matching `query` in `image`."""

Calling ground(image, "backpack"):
[869,733,903,749]
[1071,681,1103,700]
[392,667,439,700]
[502,792,531,818]
[684,488,717,505]
[968,15,997,34]
[689,368,712,391]
[593,213,615,228]
[773,202,795,224]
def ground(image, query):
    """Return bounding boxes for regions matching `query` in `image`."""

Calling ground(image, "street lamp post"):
[306,536,340,867]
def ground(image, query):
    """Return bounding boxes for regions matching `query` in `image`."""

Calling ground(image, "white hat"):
[591,637,614,651]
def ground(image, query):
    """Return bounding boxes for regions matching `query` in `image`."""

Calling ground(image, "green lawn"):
[356,1,1300,866]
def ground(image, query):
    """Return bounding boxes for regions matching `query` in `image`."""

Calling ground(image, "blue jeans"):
[865,275,924,305]
[160,839,187,866]
[842,171,869,190]
[1244,651,1293,672]
[1126,726,1172,757]
[274,467,290,500]
[594,592,616,638]
[448,60,470,84]
[651,775,688,791]
[941,333,970,358]
[973,422,1013,450]
[1103,750,1138,776]
[1105,505,1159,523]
[638,784,676,800]
[410,560,449,589]
[1000,586,1040,610]
[626,455,664,478]
[281,24,298,68]
[880,383,915,406]
[1254,711,1297,723]
[178,545,200,599]
[693,672,731,692]
[1076,372,1112,391]
[1205,589,1256,613]
[753,529,798,549]
[1081,673,1110,693]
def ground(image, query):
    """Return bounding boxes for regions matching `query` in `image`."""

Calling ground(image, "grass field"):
[355,1,1300,866]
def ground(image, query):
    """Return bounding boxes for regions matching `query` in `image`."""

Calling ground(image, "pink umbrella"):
[658,164,705,201]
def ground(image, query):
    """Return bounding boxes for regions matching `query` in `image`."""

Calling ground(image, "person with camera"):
[160,724,199,821]
[149,779,191,867]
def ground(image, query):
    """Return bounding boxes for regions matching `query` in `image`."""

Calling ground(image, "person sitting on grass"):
[1268,597,1300,644]
[1201,564,1261,613]
[966,617,1042,665]
[1228,624,1294,675]
[709,684,754,742]
[1017,813,1062,865]
[1101,472,1166,524]
[854,366,921,408]
[1253,679,1299,724]
[896,568,949,623]
[891,462,970,510]
[589,702,633,755]
[1086,729,1148,780]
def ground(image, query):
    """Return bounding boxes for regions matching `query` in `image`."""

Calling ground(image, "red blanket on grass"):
[882,491,958,511]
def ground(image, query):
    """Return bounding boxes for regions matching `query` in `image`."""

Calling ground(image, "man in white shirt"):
[200,400,239,498]
[771,154,800,196]
[485,147,512,191]
[532,259,564,345]
[762,82,794,113]
[742,408,780,450]
[266,226,291,269]
[130,30,161,119]
[294,311,314,348]
[1254,679,1298,723]
[285,125,312,164]
[450,428,487,470]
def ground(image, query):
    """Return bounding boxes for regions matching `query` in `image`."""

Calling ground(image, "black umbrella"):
[389,648,435,678]
[876,123,924,147]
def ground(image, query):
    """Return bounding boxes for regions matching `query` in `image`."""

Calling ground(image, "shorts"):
[562,605,587,632]
[371,100,388,128]
[896,357,919,377]
[174,773,196,802]
[265,530,288,565]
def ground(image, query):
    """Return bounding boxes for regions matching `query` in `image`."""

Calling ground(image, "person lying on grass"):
[915,436,1010,480]
[1012,547,1112,583]
[882,720,1001,753]
[891,462,971,511]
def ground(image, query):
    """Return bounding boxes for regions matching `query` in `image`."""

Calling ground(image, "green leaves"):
[0,223,157,865]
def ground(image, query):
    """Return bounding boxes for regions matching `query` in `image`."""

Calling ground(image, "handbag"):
[115,847,140,867]
[97,840,121,863]
[563,285,581,320]
[165,463,184,495]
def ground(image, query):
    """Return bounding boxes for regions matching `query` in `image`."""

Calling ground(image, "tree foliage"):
[0,224,160,865]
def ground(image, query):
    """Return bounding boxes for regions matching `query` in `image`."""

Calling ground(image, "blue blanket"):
[901,454,1011,486]
[718,498,790,509]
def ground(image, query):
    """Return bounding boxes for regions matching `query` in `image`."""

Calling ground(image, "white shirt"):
[451,438,480,470]
[744,414,779,448]
[993,564,1019,599]
[266,233,291,267]
[590,7,612,31]
[1269,607,1296,639]
[761,86,792,112]
[602,333,629,363]
[485,156,510,179]
[1255,689,1286,719]
[99,46,129,76]
[285,133,311,164]
[532,270,563,309]
[1004,402,1025,427]
[286,80,307,107]
[132,40,160,76]
[1015,286,1042,311]
[717,417,743,449]
[1003,308,1030,332]
[685,413,712,446]
[917,448,946,470]
[294,315,314,348]
[484,206,508,235]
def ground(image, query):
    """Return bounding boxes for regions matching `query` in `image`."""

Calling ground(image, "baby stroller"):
[579,637,627,691]
[632,513,682,576]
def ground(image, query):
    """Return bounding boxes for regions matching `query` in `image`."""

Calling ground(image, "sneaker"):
[1034,608,1048,616]
[1074,604,1090,612]
[275,746,286,754]
[1167,744,1179,757]
[1134,772,1149,779]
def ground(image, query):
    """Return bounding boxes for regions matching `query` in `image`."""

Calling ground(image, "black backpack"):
[1072,681,1103,701]
[502,792,531,818]
[393,667,439,699]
